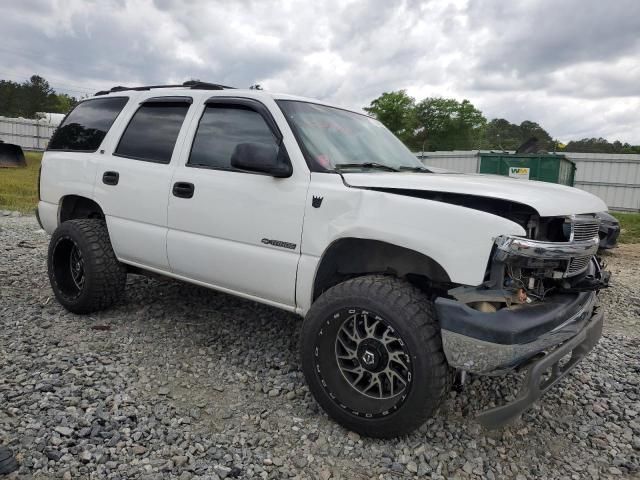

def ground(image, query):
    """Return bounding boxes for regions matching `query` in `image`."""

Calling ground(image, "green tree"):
[482,119,555,151]
[51,93,77,114]
[455,99,487,149]
[519,120,554,150]
[363,90,417,147]
[20,75,55,117]
[0,75,78,118]
[414,98,486,151]
[0,80,22,117]
[483,118,523,150]
[563,137,640,154]
[362,89,640,153]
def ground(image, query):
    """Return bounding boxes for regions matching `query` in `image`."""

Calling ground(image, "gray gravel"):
[1,214,639,479]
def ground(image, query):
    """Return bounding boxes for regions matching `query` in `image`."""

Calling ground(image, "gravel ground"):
[1,214,639,480]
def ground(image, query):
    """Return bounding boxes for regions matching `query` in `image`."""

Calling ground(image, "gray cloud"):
[1,0,639,143]
[467,0,640,75]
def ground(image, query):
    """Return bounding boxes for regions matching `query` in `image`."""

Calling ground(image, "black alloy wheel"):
[301,275,451,438]
[48,219,126,314]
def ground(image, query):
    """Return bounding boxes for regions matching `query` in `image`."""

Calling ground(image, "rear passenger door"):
[41,97,130,233]
[94,96,193,271]
[166,97,308,309]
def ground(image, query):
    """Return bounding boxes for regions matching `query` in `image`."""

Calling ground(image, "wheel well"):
[59,195,104,224]
[312,238,451,301]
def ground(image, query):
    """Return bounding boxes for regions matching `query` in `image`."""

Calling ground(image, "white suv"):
[38,81,610,437]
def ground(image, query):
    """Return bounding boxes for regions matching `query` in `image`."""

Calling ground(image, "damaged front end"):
[435,214,610,428]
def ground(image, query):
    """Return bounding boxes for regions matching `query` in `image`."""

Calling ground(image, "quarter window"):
[115,101,190,163]
[188,106,277,170]
[48,97,128,151]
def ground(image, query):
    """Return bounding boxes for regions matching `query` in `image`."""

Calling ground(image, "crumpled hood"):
[342,172,608,217]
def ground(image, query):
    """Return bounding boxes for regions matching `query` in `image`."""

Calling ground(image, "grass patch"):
[0,151,42,213]
[612,212,640,244]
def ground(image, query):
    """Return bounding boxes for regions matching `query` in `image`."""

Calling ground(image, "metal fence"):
[417,150,640,212]
[568,153,640,213]
[417,150,480,174]
[0,116,58,151]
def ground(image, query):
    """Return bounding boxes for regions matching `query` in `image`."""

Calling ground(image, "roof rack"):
[95,80,235,96]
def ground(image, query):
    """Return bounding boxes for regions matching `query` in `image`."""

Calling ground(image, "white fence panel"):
[416,151,479,173]
[0,116,57,150]
[565,153,640,212]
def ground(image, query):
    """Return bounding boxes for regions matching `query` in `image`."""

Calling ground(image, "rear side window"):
[188,106,277,170]
[115,101,190,163]
[48,97,128,151]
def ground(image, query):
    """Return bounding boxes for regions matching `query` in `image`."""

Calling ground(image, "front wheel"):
[47,219,126,314]
[301,275,451,438]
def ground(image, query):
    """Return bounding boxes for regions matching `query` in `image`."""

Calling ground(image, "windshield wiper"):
[334,162,399,172]
[398,165,431,172]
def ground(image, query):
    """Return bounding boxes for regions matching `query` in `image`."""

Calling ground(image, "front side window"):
[188,106,277,170]
[277,100,425,172]
[48,97,129,151]
[115,101,190,163]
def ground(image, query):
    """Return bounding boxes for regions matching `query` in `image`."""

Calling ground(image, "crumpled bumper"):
[435,254,607,428]
[473,308,603,428]
[435,287,600,375]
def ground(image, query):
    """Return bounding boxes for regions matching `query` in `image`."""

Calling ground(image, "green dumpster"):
[479,153,576,186]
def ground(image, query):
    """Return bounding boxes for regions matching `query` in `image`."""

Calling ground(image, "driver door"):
[166,97,308,309]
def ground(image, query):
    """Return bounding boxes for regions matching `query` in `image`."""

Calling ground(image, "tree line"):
[364,90,640,154]
[1,77,637,154]
[0,75,78,119]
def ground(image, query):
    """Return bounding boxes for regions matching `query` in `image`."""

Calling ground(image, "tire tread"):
[48,219,126,314]
[301,274,452,438]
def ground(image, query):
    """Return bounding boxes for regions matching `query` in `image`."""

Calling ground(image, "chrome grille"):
[567,256,591,275]
[571,217,599,242]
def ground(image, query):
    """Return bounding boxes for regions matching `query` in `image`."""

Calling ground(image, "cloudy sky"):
[2,0,639,143]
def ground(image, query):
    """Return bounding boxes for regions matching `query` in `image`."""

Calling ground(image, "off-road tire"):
[301,275,451,438]
[0,446,18,474]
[47,219,126,314]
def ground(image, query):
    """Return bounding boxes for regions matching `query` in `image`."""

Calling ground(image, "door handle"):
[172,182,195,199]
[102,171,119,186]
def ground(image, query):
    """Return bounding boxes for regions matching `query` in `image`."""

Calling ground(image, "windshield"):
[277,100,425,172]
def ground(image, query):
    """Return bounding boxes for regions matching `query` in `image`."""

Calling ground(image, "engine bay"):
[450,214,610,312]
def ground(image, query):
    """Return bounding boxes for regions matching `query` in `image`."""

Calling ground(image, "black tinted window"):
[188,106,276,170]
[48,97,128,151]
[115,102,190,163]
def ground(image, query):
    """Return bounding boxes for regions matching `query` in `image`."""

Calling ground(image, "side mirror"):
[230,142,292,178]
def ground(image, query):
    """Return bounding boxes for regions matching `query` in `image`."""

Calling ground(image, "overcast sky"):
[2,0,639,143]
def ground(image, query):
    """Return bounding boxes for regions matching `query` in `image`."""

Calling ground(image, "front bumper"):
[436,251,607,428]
[436,292,604,428]
[436,288,600,374]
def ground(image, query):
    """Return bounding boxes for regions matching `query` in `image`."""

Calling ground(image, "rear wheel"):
[47,219,126,314]
[301,275,451,438]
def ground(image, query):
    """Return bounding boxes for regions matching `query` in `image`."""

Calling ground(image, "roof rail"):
[182,80,235,90]
[95,81,235,96]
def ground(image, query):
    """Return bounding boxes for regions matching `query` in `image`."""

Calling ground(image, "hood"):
[342,172,607,217]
